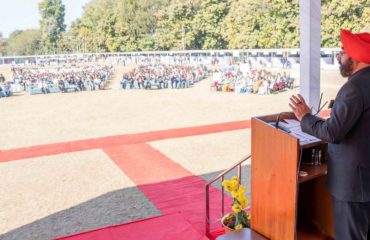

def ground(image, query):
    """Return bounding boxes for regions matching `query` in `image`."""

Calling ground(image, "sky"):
[0,0,91,38]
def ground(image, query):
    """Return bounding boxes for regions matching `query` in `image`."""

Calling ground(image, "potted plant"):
[221,176,251,232]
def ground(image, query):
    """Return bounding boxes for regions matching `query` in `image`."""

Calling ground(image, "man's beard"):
[339,58,354,77]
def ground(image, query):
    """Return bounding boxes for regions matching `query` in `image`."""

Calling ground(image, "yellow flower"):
[238,197,248,208]
[232,203,242,213]
[232,176,239,182]
[237,193,245,201]
[231,190,239,198]
[222,179,239,192]
[229,179,239,192]
[238,185,246,194]
[235,224,243,230]
[247,214,251,221]
[221,180,233,192]
[223,176,250,228]
[221,180,230,187]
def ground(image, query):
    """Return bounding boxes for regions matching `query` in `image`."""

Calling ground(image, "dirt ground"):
[0,64,345,239]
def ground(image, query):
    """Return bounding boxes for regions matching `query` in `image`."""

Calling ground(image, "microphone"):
[273,112,292,133]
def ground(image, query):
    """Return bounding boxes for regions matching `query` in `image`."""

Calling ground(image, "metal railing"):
[205,154,251,236]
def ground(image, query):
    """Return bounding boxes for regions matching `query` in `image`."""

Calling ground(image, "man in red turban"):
[289,30,370,240]
[339,30,370,77]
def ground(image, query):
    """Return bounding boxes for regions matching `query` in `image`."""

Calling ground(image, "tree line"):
[0,0,369,56]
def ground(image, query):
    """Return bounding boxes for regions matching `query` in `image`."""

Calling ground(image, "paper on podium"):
[279,119,321,144]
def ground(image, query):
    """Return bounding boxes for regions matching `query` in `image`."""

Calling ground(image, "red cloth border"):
[0,120,251,163]
[55,212,208,240]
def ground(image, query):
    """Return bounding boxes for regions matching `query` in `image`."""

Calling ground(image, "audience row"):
[120,64,208,90]
[10,65,114,94]
[211,65,294,94]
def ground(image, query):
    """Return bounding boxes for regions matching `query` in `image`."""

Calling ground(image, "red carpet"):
[55,213,208,240]
[0,120,250,163]
[0,111,330,163]
[54,143,230,240]
[104,143,233,235]
[4,114,332,239]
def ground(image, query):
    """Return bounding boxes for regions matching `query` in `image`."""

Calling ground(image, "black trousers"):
[333,196,370,240]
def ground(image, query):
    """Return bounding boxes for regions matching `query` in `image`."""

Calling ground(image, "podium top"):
[254,113,325,148]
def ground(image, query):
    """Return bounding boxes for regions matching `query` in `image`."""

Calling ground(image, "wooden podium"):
[251,113,334,240]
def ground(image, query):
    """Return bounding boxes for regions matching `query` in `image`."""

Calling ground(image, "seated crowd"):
[211,65,294,94]
[0,74,13,98]
[11,65,114,94]
[120,64,208,90]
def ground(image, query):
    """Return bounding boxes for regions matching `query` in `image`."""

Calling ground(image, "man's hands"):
[289,94,311,121]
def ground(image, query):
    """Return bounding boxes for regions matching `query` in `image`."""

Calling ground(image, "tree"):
[4,30,41,56]
[155,0,201,50]
[114,0,169,51]
[71,0,170,52]
[0,32,6,56]
[191,0,230,49]
[70,0,115,52]
[223,0,299,49]
[39,0,66,54]
[321,0,370,47]
[64,0,369,52]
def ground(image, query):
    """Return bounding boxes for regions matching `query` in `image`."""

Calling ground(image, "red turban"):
[340,30,370,64]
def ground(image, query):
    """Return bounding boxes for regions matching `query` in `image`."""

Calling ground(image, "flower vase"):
[221,213,236,234]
